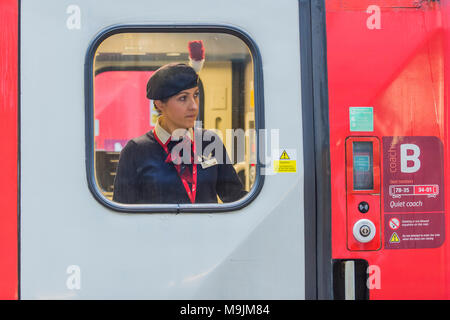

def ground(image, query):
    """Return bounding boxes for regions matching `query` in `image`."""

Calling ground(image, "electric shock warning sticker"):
[383,136,445,249]
[273,149,297,173]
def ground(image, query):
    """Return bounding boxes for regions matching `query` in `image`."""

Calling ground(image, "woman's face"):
[157,86,200,130]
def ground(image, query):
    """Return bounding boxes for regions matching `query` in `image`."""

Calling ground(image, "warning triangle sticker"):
[389,232,400,244]
[280,150,290,160]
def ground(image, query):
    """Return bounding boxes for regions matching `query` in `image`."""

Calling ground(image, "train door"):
[19,0,308,299]
[326,0,450,299]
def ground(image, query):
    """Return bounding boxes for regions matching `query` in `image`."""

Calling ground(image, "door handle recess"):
[344,260,355,300]
[332,259,369,300]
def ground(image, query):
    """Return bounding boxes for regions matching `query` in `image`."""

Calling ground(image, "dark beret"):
[146,63,199,100]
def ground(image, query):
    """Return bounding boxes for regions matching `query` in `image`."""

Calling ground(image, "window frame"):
[85,24,265,213]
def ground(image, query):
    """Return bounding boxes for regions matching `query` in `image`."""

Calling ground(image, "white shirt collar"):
[154,117,193,144]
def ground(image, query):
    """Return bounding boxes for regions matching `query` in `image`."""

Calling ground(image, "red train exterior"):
[0,0,18,300]
[327,0,450,299]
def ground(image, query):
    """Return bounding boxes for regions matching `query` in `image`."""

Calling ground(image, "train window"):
[85,26,264,212]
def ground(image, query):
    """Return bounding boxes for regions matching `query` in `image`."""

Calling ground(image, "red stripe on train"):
[0,0,18,300]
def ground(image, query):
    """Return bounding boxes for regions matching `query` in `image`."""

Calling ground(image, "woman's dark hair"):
[153,98,168,115]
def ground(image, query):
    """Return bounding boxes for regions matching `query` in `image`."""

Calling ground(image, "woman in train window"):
[112,62,247,204]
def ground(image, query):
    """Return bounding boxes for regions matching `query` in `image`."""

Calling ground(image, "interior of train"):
[91,32,257,201]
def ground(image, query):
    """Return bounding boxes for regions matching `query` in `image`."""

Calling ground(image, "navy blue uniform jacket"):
[113,130,247,204]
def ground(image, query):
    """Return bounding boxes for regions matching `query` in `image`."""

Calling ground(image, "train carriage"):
[0,0,449,300]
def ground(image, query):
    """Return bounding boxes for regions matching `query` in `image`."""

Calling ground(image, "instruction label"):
[349,107,373,132]
[383,136,445,249]
[384,213,444,249]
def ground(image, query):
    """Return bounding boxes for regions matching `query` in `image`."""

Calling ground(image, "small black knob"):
[358,201,369,213]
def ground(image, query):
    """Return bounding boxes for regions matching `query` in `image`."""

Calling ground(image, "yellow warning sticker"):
[280,150,290,160]
[274,150,297,173]
[389,232,400,244]
[274,160,297,173]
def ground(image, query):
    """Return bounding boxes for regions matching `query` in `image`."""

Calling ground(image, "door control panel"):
[346,137,381,250]
[352,219,376,243]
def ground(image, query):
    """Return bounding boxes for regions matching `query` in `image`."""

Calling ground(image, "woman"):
[113,63,247,204]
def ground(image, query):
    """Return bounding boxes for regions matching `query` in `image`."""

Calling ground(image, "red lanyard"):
[153,129,197,204]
